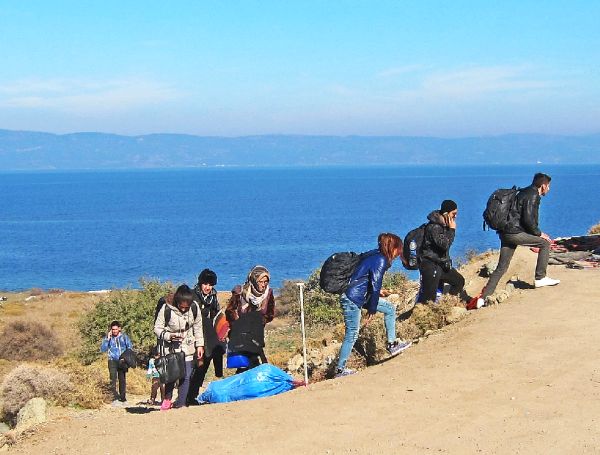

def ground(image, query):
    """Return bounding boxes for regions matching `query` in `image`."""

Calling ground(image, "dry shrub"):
[0,321,63,361]
[589,222,600,235]
[48,289,64,294]
[55,358,110,409]
[126,367,150,396]
[0,364,72,425]
[28,288,44,296]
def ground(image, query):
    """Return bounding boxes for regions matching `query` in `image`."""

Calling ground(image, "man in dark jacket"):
[417,199,465,303]
[186,268,225,405]
[478,173,559,307]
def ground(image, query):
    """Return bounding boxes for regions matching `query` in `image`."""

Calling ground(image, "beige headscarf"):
[241,265,270,309]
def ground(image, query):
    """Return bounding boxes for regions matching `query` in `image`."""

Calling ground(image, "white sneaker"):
[535,277,560,288]
[476,298,485,309]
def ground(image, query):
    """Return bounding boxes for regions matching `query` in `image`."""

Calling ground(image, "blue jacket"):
[344,250,389,314]
[100,333,133,361]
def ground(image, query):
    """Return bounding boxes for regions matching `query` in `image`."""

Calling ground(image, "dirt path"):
[11,249,600,454]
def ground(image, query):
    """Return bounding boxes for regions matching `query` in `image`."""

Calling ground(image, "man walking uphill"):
[478,173,559,308]
[100,320,133,406]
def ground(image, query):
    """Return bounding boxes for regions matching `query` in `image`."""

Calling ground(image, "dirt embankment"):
[8,248,600,454]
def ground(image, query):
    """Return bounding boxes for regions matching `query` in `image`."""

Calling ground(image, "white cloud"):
[407,65,560,100]
[0,78,181,113]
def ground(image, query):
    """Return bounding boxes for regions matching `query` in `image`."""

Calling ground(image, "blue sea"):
[1,165,598,291]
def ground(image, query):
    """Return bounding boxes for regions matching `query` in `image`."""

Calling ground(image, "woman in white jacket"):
[154,284,204,410]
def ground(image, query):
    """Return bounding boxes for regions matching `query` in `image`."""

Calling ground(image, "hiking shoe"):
[334,368,356,378]
[535,277,560,288]
[111,400,123,408]
[160,399,172,411]
[476,298,485,309]
[387,340,412,357]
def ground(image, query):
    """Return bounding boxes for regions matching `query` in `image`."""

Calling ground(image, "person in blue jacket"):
[335,232,412,378]
[100,320,133,405]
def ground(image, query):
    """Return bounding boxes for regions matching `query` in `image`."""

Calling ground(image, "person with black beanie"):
[417,199,465,303]
[186,268,226,405]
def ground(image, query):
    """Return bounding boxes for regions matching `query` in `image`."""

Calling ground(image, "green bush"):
[283,269,342,326]
[77,278,174,364]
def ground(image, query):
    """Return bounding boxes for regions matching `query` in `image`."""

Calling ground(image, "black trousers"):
[417,259,465,303]
[186,346,225,405]
[108,359,127,401]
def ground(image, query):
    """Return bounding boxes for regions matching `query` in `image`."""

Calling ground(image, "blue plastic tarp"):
[198,364,295,404]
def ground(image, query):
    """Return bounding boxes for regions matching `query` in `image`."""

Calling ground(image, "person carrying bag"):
[154,284,204,411]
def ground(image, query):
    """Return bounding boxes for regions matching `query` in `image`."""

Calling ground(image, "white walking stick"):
[296,282,309,385]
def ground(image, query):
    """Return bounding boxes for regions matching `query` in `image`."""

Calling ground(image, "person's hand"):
[380,289,390,298]
[541,232,552,242]
[447,213,457,229]
[363,313,375,327]
[106,329,111,339]
[196,347,204,366]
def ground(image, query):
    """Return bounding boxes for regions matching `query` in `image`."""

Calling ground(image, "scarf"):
[241,265,270,309]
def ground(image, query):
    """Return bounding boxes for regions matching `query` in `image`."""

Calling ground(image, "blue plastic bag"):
[198,364,295,404]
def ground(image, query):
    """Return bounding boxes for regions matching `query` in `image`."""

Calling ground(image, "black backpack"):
[319,251,373,294]
[483,186,520,231]
[154,296,198,326]
[402,224,427,270]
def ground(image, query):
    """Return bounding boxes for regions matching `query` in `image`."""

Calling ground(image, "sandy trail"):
[11,249,600,454]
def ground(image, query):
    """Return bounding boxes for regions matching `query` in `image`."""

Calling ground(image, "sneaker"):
[111,400,123,408]
[535,276,560,288]
[334,368,356,378]
[160,399,172,411]
[387,340,412,357]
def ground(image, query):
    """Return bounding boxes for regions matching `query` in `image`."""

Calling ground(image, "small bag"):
[226,351,250,369]
[155,335,186,384]
[118,348,137,369]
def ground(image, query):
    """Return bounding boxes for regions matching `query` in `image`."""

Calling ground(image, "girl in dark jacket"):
[335,233,412,378]
[417,199,465,303]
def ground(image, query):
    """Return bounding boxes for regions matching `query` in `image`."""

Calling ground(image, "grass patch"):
[0,303,25,317]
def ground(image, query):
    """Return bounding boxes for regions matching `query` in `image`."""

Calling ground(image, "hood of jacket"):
[427,210,446,226]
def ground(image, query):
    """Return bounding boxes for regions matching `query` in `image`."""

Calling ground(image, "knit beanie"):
[197,268,218,286]
[440,199,458,214]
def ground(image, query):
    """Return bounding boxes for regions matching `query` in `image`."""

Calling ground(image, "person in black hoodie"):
[417,199,465,303]
[186,268,225,405]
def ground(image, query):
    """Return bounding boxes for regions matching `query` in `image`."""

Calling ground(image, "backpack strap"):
[164,305,171,327]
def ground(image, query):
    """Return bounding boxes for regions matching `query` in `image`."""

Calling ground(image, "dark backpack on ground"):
[154,296,198,326]
[483,186,520,231]
[319,251,373,294]
[402,224,427,270]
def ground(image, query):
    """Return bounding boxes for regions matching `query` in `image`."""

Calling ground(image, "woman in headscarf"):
[225,265,275,372]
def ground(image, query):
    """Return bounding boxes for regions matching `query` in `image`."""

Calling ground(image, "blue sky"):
[1,1,599,136]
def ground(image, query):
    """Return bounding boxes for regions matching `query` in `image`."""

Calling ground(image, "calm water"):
[0,165,598,291]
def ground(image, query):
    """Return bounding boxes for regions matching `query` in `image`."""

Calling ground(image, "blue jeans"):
[336,295,397,370]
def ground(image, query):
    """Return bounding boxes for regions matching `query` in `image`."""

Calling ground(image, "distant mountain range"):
[1,129,599,170]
